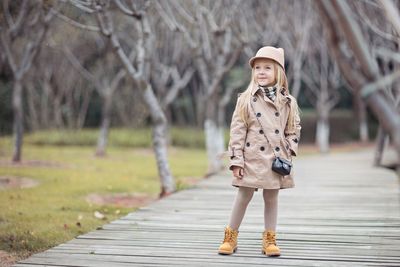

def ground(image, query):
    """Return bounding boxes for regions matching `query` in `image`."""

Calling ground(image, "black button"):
[246,142,250,147]
[293,138,298,143]
[256,112,261,117]
[275,147,280,152]
[253,97,257,102]
[275,112,279,117]
[275,129,279,134]
[260,146,265,151]
[259,129,264,134]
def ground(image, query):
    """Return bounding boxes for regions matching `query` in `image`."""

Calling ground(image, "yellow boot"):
[262,230,281,257]
[218,226,238,255]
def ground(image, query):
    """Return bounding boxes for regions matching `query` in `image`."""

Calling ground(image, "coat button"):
[256,112,261,117]
[275,112,279,117]
[275,129,279,134]
[246,142,250,147]
[259,129,264,134]
[253,97,257,102]
[275,147,280,152]
[293,138,298,143]
[260,146,265,151]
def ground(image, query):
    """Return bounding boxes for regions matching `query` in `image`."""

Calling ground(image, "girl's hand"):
[232,166,244,179]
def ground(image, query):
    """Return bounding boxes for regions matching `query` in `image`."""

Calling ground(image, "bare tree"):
[55,0,176,195]
[91,0,175,196]
[149,17,194,122]
[302,30,342,153]
[315,0,400,163]
[159,0,244,174]
[354,0,400,162]
[0,0,55,162]
[64,45,126,156]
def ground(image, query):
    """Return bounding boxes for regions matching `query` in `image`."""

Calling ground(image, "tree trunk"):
[77,88,91,129]
[374,126,387,166]
[53,96,63,128]
[185,94,198,127]
[12,80,24,162]
[316,106,330,154]
[96,92,112,157]
[359,102,369,142]
[142,83,175,197]
[204,96,225,175]
[204,119,225,175]
[26,83,39,131]
[174,105,186,126]
[42,77,51,129]
[196,94,206,129]
[355,93,369,142]
[365,93,400,155]
[66,91,74,129]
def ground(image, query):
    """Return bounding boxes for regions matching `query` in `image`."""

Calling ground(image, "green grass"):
[20,127,231,148]
[22,127,205,148]
[0,131,207,259]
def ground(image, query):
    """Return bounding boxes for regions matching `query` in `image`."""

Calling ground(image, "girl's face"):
[254,59,275,86]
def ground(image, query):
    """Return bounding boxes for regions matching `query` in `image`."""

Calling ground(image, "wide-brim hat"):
[249,46,285,70]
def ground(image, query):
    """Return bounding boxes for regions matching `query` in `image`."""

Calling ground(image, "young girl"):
[218,46,301,257]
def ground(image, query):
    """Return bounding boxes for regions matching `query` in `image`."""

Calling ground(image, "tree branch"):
[63,45,99,88]
[52,9,100,31]
[0,31,17,75]
[163,67,195,107]
[378,0,400,38]
[115,0,143,18]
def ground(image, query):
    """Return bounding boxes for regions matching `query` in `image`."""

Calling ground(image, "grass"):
[22,127,229,149]
[23,127,209,148]
[0,129,207,261]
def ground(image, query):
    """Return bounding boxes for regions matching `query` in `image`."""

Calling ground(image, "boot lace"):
[264,231,276,246]
[223,229,233,243]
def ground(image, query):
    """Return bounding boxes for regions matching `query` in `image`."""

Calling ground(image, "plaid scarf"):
[259,85,277,102]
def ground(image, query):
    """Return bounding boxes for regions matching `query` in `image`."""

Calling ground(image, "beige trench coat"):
[228,86,301,190]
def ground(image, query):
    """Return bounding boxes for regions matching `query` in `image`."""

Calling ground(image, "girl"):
[218,46,301,257]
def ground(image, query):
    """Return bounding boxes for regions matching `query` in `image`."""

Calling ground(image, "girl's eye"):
[255,66,260,69]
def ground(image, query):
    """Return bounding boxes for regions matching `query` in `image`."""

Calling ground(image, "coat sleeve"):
[284,105,301,157]
[228,96,248,170]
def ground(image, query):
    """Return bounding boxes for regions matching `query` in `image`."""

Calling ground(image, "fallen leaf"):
[94,211,105,219]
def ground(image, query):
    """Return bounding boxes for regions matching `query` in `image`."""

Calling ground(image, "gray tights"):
[228,186,279,231]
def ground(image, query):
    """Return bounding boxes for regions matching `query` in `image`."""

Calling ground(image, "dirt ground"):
[0,250,27,267]
[85,192,157,208]
[0,176,39,190]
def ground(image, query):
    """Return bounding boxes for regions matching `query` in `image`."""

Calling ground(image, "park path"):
[14,148,400,266]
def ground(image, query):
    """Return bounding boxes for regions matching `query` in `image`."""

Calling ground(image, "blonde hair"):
[237,60,300,132]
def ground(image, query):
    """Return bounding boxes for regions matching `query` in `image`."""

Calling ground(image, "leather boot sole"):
[218,247,237,255]
[262,250,280,257]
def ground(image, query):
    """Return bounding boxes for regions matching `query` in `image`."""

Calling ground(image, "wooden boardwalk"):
[14,148,400,266]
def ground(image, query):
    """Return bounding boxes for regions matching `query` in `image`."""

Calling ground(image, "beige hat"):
[249,46,285,70]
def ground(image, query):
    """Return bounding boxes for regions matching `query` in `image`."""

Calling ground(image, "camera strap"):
[249,96,292,162]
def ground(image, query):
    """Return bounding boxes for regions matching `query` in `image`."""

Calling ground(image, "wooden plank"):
[20,251,386,267]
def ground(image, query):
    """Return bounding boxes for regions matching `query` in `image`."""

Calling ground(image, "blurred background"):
[0,0,399,264]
